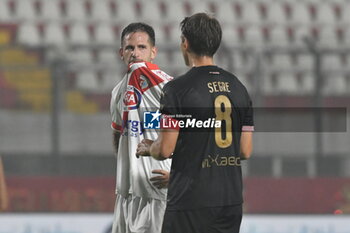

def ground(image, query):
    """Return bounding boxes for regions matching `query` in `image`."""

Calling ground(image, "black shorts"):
[161,204,242,233]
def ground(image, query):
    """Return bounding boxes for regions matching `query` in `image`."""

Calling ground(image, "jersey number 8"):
[214,95,232,148]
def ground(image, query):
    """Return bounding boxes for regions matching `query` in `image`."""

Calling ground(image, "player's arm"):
[110,88,122,155]
[150,128,178,160]
[240,92,254,160]
[0,157,8,211]
[240,131,253,160]
[136,128,179,160]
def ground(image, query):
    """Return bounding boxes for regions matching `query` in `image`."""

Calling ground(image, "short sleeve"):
[242,97,254,132]
[110,90,122,132]
[159,82,180,117]
[159,82,181,130]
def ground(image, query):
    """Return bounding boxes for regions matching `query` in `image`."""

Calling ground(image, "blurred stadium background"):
[0,0,349,232]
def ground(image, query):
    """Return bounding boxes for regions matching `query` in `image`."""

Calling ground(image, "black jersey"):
[160,65,254,210]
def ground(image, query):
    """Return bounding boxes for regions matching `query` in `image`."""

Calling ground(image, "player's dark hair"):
[180,12,222,57]
[121,22,156,46]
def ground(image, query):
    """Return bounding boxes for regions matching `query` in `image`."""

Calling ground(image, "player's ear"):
[119,48,123,60]
[151,46,157,61]
[182,37,189,51]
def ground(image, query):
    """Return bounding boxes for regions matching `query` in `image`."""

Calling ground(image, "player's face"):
[119,32,157,66]
[180,35,190,67]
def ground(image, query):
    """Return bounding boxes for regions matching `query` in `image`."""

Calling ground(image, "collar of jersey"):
[192,65,218,69]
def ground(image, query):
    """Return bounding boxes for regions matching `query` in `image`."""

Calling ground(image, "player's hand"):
[150,169,169,189]
[136,139,154,158]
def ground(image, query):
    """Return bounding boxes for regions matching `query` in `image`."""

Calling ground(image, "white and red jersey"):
[110,61,173,200]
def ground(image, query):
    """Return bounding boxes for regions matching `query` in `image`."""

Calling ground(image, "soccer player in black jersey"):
[136,13,254,233]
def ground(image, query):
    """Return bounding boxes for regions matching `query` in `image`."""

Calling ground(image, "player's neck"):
[190,55,215,67]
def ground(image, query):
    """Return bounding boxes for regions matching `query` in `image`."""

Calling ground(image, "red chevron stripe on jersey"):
[127,62,165,94]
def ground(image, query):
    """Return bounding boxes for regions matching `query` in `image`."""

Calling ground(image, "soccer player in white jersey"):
[110,23,173,233]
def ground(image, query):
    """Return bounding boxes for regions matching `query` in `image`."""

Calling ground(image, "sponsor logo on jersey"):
[123,85,142,110]
[121,119,144,137]
[139,75,149,90]
[202,155,241,168]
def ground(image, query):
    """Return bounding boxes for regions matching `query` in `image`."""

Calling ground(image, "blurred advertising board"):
[0,214,112,233]
[3,177,350,214]
[0,214,348,233]
[241,215,350,233]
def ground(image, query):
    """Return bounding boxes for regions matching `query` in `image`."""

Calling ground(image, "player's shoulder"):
[111,74,127,98]
[165,68,194,88]
[220,68,248,92]
[152,69,173,83]
[162,72,188,94]
[219,67,238,81]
